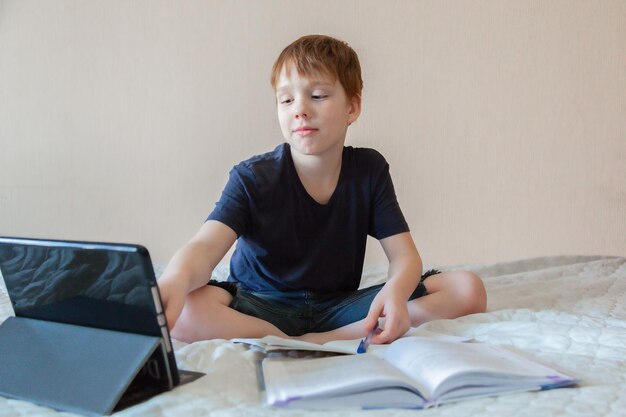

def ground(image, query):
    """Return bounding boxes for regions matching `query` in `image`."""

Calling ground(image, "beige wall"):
[1,0,624,266]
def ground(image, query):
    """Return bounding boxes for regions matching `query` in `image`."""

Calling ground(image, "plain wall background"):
[1,0,624,266]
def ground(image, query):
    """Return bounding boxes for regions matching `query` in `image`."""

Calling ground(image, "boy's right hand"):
[155,221,237,331]
[158,276,188,330]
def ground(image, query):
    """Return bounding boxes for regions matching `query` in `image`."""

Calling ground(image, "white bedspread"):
[1,255,625,417]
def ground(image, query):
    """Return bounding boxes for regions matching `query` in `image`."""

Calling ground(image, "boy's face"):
[275,64,361,158]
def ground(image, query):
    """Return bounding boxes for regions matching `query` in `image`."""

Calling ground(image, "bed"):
[1,255,625,417]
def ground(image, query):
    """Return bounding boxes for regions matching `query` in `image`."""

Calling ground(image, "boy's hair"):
[271,35,363,101]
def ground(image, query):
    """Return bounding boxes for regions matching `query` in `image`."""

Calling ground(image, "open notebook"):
[262,337,579,409]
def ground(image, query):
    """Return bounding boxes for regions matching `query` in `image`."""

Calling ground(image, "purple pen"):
[357,320,379,354]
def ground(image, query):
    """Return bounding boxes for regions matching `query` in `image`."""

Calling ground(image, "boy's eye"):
[280,98,293,104]
[312,94,328,100]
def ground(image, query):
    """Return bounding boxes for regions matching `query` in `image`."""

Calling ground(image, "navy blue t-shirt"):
[207,143,409,293]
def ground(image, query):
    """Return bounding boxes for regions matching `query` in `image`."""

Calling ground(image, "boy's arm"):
[158,220,237,328]
[364,231,423,344]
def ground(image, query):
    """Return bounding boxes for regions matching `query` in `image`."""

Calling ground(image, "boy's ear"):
[347,95,362,126]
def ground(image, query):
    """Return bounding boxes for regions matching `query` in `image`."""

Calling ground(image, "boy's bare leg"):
[170,286,288,343]
[297,271,486,345]
[294,319,370,344]
[406,270,486,325]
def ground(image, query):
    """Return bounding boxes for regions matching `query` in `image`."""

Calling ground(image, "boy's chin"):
[287,139,344,157]
[288,141,323,156]
[290,146,317,156]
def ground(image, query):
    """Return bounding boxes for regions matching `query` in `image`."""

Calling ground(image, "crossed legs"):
[170,270,486,344]
[297,270,487,344]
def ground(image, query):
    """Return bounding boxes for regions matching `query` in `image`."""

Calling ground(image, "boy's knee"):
[170,312,194,343]
[170,295,206,343]
[455,271,487,314]
[170,286,233,343]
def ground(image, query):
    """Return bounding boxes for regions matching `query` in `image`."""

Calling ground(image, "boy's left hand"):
[364,282,411,344]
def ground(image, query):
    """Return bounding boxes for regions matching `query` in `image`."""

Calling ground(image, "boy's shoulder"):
[345,146,389,170]
[237,143,287,169]
[346,146,385,159]
[229,144,288,181]
[228,144,290,189]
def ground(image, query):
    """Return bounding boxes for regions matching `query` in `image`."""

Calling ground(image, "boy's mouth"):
[293,127,318,136]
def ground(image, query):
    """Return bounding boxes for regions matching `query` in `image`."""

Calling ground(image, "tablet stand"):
[0,316,170,416]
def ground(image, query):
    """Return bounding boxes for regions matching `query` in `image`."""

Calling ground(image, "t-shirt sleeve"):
[206,165,252,237]
[368,154,409,240]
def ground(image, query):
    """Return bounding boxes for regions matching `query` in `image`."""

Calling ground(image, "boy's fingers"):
[165,309,177,330]
[371,314,397,344]
[158,280,186,331]
[371,327,393,344]
[163,298,183,331]
[364,304,383,334]
[371,309,408,344]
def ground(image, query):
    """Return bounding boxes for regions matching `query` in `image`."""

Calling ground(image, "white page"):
[233,335,359,354]
[233,332,468,356]
[384,338,574,400]
[281,387,426,410]
[403,328,473,342]
[263,354,424,406]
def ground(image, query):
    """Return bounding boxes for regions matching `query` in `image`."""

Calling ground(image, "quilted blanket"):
[1,255,625,417]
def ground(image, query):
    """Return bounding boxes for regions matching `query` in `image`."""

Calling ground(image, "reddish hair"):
[271,35,363,101]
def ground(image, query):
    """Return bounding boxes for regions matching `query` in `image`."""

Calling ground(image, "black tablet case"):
[0,237,205,415]
[0,316,171,416]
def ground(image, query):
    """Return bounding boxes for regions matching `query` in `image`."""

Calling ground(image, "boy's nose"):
[293,101,310,119]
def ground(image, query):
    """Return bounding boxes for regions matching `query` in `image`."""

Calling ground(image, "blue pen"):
[357,320,379,354]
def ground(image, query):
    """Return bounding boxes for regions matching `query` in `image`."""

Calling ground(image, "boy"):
[158,35,486,345]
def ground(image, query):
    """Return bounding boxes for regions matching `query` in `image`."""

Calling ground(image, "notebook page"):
[263,354,421,406]
[384,338,573,399]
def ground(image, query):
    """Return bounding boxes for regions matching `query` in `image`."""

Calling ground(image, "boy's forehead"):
[275,63,337,90]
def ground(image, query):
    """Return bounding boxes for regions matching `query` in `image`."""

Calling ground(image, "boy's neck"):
[289,143,344,205]
[289,143,343,180]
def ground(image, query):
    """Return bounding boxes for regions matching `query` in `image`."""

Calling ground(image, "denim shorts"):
[207,269,440,336]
